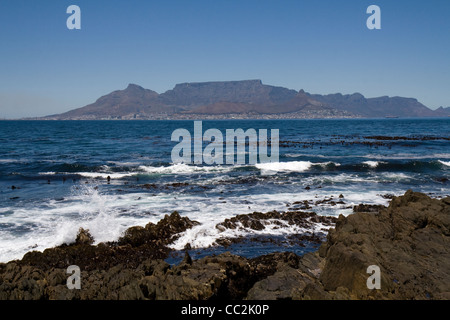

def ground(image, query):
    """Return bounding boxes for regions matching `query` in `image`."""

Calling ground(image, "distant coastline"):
[16,80,449,121]
[14,115,450,121]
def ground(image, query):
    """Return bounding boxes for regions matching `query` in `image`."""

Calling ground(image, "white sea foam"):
[76,172,135,179]
[255,161,313,173]
[363,161,384,168]
[167,189,389,251]
[39,163,236,178]
[0,187,334,261]
[255,161,339,174]
[140,161,341,176]
[39,172,135,179]
[139,163,234,174]
[316,161,341,167]
[169,217,332,251]
[0,173,428,263]
[380,172,412,181]
[439,160,450,167]
[0,159,21,163]
[0,185,153,262]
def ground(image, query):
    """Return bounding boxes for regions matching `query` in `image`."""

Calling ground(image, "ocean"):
[0,119,449,263]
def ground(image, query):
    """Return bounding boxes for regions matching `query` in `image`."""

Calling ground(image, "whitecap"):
[438,160,450,167]
[363,161,382,168]
[39,172,135,179]
[255,161,313,173]
[255,161,340,175]
[76,172,134,179]
[139,163,234,174]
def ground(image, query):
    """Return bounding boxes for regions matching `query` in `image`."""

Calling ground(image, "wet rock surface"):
[315,190,450,300]
[16,212,198,271]
[216,210,336,232]
[213,210,336,249]
[0,191,449,300]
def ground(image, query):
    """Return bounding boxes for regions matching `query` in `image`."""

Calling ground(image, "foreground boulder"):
[0,191,448,300]
[308,190,450,299]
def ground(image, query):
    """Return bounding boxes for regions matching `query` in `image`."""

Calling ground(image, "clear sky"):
[0,0,449,118]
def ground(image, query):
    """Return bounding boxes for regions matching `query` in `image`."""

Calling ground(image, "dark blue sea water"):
[0,119,449,262]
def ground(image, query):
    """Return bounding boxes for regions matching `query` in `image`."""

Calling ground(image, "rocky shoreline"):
[0,190,449,300]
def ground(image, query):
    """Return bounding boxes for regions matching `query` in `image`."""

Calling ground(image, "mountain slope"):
[50,84,164,119]
[307,92,437,117]
[434,106,450,116]
[185,89,329,115]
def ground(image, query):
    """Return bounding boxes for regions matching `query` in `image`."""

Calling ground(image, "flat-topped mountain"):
[159,80,298,108]
[40,80,447,120]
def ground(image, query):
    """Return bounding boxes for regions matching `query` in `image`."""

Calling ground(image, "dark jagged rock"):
[75,228,94,246]
[118,211,200,247]
[314,190,450,299]
[140,253,253,300]
[215,210,336,232]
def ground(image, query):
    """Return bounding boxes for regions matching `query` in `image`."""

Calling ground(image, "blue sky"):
[0,0,449,118]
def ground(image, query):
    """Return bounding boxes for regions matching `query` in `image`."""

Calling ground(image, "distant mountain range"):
[434,106,450,117]
[40,80,449,120]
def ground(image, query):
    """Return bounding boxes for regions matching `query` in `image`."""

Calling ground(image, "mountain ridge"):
[39,80,447,120]
[434,106,450,116]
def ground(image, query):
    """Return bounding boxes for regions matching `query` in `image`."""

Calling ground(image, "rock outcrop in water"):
[0,191,449,300]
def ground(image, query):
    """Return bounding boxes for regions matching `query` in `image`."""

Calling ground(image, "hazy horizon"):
[1,0,449,118]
